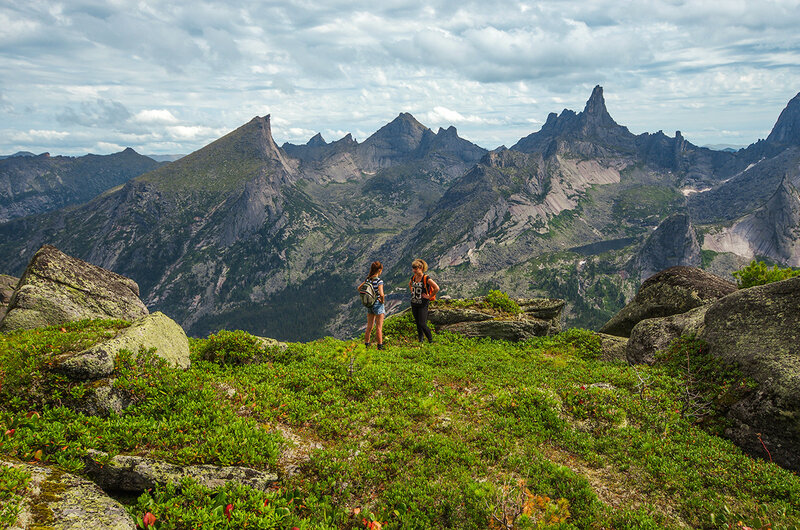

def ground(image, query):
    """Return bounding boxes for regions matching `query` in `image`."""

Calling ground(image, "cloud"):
[2,0,800,154]
[132,109,180,125]
[12,129,71,142]
[425,106,495,125]
[57,99,131,128]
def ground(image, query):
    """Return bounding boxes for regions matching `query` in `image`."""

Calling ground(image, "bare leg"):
[376,314,385,344]
[365,313,376,344]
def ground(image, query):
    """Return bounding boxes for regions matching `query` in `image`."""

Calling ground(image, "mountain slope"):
[0,148,161,222]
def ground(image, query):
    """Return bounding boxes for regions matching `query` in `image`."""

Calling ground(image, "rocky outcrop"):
[53,312,190,381]
[698,276,800,471]
[626,305,708,365]
[0,245,148,332]
[0,274,17,321]
[425,297,563,341]
[2,459,136,529]
[637,213,702,281]
[599,266,737,337]
[83,450,278,493]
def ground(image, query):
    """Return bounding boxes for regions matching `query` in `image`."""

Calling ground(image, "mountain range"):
[1,86,799,341]
[0,148,162,222]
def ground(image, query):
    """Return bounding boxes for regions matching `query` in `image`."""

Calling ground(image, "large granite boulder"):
[698,276,800,472]
[53,312,190,380]
[0,274,17,321]
[83,450,278,493]
[1,459,136,529]
[424,297,564,341]
[626,305,708,365]
[0,245,148,332]
[599,266,736,337]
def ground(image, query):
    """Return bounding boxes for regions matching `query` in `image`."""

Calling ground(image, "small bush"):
[0,465,30,527]
[485,290,521,315]
[733,260,800,288]
[196,329,267,365]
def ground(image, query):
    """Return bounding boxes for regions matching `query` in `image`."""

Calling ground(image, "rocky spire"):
[307,133,326,147]
[766,91,800,145]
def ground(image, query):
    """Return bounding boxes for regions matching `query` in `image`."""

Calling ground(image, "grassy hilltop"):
[1,313,799,529]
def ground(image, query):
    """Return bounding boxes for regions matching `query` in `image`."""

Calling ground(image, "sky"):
[2,0,800,157]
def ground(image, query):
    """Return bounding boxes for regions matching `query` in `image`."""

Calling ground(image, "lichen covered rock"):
[424,297,563,341]
[0,273,18,321]
[626,305,708,365]
[54,311,190,380]
[2,458,136,530]
[599,266,736,337]
[699,276,800,471]
[0,245,148,332]
[83,450,278,493]
[592,332,628,362]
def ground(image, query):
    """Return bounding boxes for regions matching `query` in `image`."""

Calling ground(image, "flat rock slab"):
[0,245,148,332]
[442,318,556,341]
[1,459,136,530]
[83,450,278,492]
[54,311,190,380]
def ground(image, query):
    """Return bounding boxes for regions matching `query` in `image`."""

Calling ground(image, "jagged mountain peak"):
[583,85,607,116]
[766,91,800,145]
[307,133,327,146]
[511,85,630,153]
[366,112,429,142]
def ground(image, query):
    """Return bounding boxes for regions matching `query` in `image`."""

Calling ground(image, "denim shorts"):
[368,301,385,315]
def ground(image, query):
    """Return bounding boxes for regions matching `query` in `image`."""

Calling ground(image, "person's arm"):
[378,284,385,303]
[423,278,439,299]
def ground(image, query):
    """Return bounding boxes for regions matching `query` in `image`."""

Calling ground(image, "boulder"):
[0,245,148,332]
[83,450,278,492]
[53,312,190,381]
[626,305,708,365]
[592,332,628,362]
[599,266,736,337]
[1,458,136,530]
[0,274,18,321]
[698,276,800,472]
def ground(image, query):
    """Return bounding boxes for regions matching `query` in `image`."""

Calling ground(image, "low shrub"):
[485,290,521,315]
[196,329,268,365]
[733,260,800,288]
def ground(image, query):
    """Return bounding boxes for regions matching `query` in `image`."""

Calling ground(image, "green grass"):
[1,321,799,529]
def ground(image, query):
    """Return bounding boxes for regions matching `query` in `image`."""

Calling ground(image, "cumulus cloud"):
[132,109,180,125]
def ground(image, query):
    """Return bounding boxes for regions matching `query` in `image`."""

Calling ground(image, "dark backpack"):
[359,279,377,307]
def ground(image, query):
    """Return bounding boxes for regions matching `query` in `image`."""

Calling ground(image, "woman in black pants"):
[408,259,439,343]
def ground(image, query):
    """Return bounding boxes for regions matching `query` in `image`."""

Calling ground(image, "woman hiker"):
[408,258,439,343]
[362,261,386,349]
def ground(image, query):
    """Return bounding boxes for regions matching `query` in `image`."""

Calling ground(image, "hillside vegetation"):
[1,316,799,529]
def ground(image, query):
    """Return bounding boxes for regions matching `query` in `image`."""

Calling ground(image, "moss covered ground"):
[1,318,799,529]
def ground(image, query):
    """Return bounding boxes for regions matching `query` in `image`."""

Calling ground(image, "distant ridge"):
[4,86,800,341]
